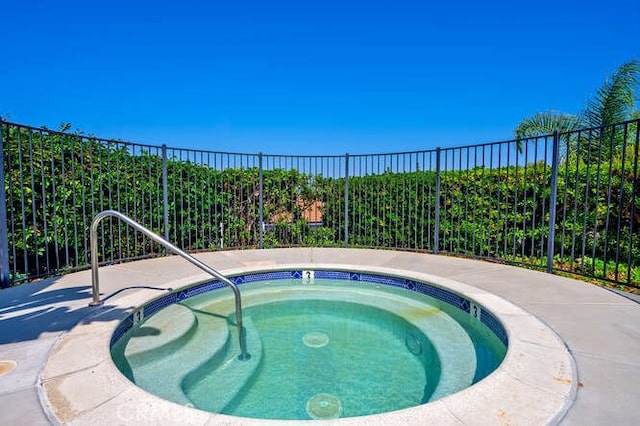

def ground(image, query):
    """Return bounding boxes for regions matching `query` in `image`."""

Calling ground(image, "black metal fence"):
[1,119,638,288]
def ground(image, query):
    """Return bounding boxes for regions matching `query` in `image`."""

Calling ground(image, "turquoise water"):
[188,299,436,419]
[112,279,506,420]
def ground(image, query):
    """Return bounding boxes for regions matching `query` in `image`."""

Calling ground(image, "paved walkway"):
[1,248,639,425]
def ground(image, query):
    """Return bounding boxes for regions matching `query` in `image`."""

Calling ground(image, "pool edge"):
[40,252,577,425]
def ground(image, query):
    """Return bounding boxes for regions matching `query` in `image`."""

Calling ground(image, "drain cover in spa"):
[306,393,342,419]
[302,331,330,348]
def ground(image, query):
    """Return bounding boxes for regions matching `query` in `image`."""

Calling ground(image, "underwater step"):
[411,309,476,401]
[182,316,263,413]
[124,304,197,364]
[125,307,231,406]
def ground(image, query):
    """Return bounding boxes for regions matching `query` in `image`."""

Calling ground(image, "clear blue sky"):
[1,0,638,154]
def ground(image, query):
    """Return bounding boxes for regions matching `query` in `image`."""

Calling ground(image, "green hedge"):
[2,122,638,287]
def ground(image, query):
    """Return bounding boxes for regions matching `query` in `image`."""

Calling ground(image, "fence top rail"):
[2,117,638,160]
[261,152,349,160]
[0,119,164,151]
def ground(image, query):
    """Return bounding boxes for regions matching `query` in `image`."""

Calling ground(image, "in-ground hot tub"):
[110,269,508,421]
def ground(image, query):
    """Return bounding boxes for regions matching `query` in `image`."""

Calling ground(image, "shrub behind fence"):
[1,119,638,288]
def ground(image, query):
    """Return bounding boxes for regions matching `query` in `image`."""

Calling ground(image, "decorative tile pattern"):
[110,314,134,347]
[314,270,350,280]
[480,309,509,346]
[404,280,417,291]
[110,269,508,351]
[144,293,178,317]
[236,271,298,284]
[411,282,470,313]
[185,281,226,298]
[356,273,405,288]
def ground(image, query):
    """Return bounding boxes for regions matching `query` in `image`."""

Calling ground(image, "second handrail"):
[89,209,249,360]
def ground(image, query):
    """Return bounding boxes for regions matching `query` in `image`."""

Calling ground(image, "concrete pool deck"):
[1,248,639,425]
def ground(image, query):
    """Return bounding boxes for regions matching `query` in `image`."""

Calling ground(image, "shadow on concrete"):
[0,278,130,345]
[102,286,174,303]
[0,283,90,315]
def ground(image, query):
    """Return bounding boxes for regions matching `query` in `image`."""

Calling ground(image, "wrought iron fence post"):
[258,152,264,249]
[546,131,560,273]
[344,153,350,247]
[162,144,169,242]
[0,122,9,288]
[434,147,441,254]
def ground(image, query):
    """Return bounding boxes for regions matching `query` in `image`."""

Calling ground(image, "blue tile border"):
[232,270,300,285]
[480,308,509,346]
[111,269,508,349]
[110,313,134,347]
[145,292,178,317]
[314,270,350,280]
[406,279,470,313]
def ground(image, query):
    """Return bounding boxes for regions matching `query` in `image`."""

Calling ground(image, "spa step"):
[124,303,197,364]
[126,308,231,406]
[402,304,476,401]
[182,316,263,414]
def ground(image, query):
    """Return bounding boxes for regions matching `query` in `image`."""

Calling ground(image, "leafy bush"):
[2,120,638,288]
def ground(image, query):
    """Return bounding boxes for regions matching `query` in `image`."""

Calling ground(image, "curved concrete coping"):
[40,248,577,425]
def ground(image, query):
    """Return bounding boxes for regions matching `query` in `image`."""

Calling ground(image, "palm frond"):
[513,111,580,153]
[514,111,580,139]
[582,59,639,128]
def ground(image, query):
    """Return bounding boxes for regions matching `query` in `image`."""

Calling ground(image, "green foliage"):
[1,122,346,281]
[2,119,639,288]
[515,111,580,140]
[515,59,640,158]
[583,59,640,128]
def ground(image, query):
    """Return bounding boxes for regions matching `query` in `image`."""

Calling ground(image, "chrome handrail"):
[89,209,249,360]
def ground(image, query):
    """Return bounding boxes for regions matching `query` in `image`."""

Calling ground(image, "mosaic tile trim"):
[111,314,134,347]
[314,270,351,280]
[232,270,300,285]
[405,279,470,314]
[183,280,227,299]
[110,269,507,350]
[145,292,178,317]
[354,273,406,288]
[480,308,509,346]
